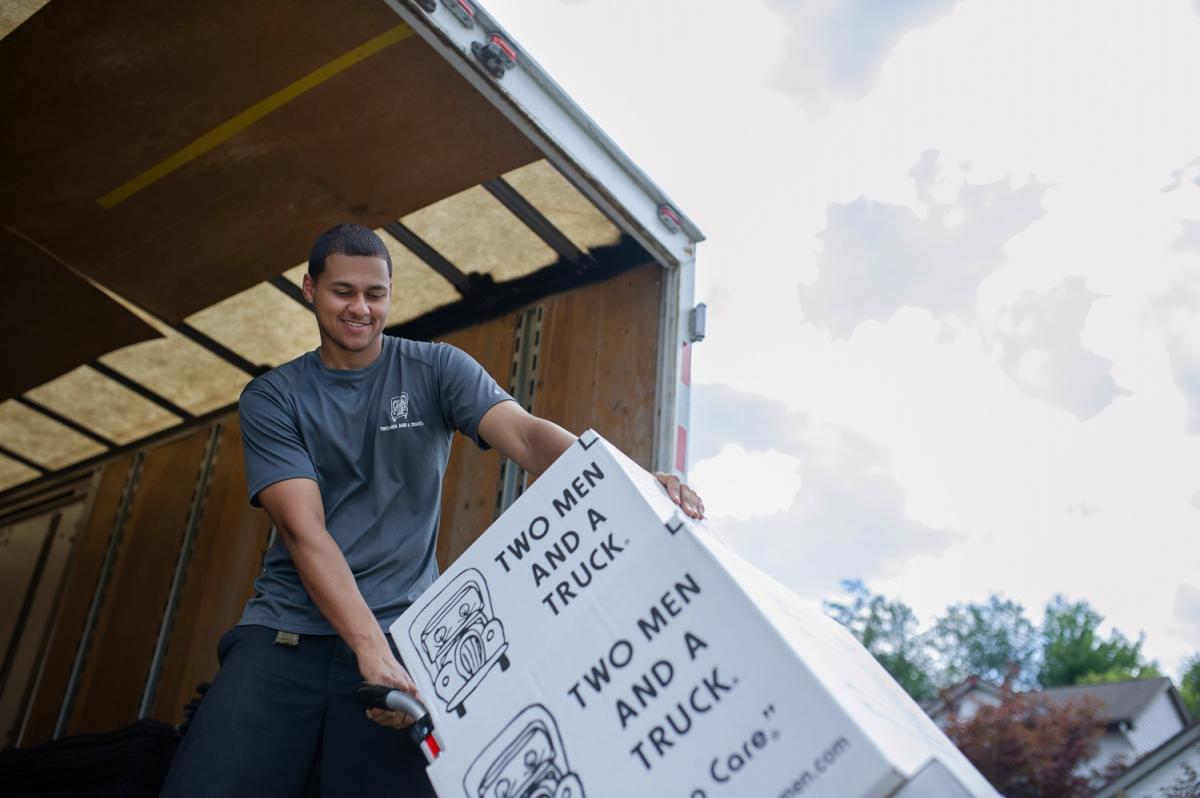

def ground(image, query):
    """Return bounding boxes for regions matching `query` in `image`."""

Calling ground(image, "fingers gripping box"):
[391,431,1000,798]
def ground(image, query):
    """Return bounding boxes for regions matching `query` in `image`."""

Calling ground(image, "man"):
[161,224,704,796]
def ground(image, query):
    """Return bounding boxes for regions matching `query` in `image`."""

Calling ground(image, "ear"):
[302,272,315,306]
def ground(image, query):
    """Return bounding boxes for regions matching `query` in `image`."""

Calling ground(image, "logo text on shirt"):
[381,392,423,432]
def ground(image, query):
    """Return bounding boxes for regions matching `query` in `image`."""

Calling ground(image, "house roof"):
[923,675,1012,719]
[924,676,1192,732]
[1039,677,1190,728]
[1091,722,1200,798]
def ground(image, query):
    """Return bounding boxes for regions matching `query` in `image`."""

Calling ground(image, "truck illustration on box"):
[409,568,509,717]
[463,704,585,798]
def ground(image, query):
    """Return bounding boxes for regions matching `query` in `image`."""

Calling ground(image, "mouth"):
[339,318,373,332]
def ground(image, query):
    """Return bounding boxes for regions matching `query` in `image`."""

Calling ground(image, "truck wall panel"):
[150,420,271,725]
[66,430,209,735]
[0,504,84,747]
[20,457,134,745]
[532,262,660,469]
[435,311,522,568]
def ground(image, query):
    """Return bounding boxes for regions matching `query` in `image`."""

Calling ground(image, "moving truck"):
[0,0,704,766]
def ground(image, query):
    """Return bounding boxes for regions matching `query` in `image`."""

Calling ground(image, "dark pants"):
[160,625,435,798]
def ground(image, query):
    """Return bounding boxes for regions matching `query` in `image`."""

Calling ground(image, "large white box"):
[392,432,1000,798]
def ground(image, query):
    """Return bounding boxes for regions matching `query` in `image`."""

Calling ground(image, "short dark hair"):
[308,223,393,279]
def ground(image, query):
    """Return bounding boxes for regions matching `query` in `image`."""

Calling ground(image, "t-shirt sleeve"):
[239,383,319,507]
[437,343,515,450]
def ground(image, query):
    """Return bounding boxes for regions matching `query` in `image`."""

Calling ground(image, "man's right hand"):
[358,648,422,729]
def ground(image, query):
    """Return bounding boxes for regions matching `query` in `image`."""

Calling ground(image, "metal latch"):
[689,303,707,343]
[658,203,683,234]
[473,33,518,79]
[439,0,475,29]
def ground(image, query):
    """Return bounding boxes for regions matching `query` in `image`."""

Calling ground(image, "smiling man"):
[161,224,704,797]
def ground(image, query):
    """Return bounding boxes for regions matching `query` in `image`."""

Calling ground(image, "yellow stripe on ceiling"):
[97,23,415,210]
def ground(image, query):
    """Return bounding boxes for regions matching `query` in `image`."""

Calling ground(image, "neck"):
[317,333,384,371]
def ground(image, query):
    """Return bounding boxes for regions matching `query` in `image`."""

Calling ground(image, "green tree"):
[1160,761,1200,798]
[928,595,1039,690]
[1179,654,1200,717]
[1038,596,1160,688]
[824,579,936,702]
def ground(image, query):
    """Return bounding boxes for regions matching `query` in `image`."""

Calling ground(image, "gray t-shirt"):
[237,336,513,634]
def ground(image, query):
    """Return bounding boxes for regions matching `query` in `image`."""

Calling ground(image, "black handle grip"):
[354,682,438,759]
[353,682,395,711]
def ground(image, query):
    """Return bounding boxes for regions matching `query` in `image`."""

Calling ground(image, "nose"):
[348,293,370,317]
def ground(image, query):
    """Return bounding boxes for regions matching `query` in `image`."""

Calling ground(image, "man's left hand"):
[654,472,706,519]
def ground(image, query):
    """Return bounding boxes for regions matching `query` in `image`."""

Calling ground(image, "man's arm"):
[477,401,705,518]
[257,477,418,729]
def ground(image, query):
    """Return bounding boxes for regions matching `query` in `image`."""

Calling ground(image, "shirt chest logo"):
[380,392,424,432]
[390,393,409,422]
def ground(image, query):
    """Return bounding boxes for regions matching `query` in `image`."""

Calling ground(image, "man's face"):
[302,253,391,354]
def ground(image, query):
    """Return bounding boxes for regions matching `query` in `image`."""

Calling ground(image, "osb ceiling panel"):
[503,161,621,252]
[186,284,321,369]
[377,229,463,324]
[0,456,39,493]
[0,0,49,40]
[0,0,540,323]
[99,335,251,417]
[0,227,160,401]
[0,401,105,470]
[403,186,557,283]
[25,366,179,445]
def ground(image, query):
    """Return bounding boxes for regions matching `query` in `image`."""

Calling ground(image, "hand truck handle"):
[354,682,442,763]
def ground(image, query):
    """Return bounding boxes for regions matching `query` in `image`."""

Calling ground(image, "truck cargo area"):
[0,0,702,759]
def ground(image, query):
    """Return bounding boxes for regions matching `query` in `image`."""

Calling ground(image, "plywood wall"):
[434,261,661,565]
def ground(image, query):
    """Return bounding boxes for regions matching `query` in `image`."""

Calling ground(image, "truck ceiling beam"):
[13,397,117,450]
[169,323,266,378]
[0,446,49,476]
[86,363,193,422]
[267,276,310,311]
[381,221,480,303]
[482,178,588,267]
[385,234,647,340]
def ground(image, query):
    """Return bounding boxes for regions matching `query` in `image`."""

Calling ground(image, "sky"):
[482,0,1200,677]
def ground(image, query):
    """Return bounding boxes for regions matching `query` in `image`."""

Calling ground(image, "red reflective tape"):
[680,341,692,386]
[456,0,475,16]
[675,426,687,473]
[491,34,517,61]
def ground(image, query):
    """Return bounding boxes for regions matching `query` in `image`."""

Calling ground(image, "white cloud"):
[801,151,1046,337]
[691,444,803,521]
[765,0,965,113]
[690,384,955,596]
[488,0,1200,670]
[988,277,1129,419]
[1151,270,1200,433]
[1171,584,1200,643]
[1175,221,1200,253]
